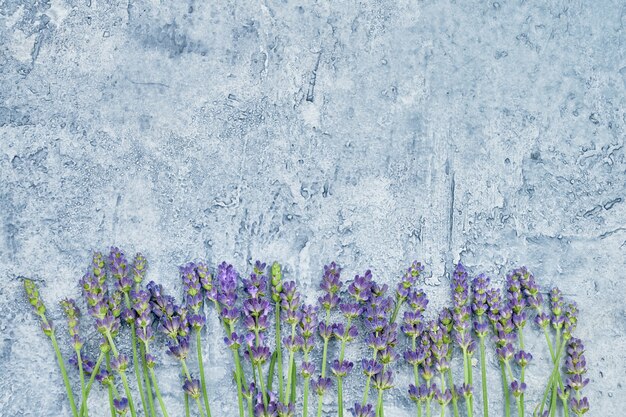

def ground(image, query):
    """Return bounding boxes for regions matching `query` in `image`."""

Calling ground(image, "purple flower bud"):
[166,337,190,360]
[111,353,129,372]
[569,397,589,415]
[113,397,129,415]
[311,377,332,395]
[224,332,242,350]
[407,289,429,313]
[372,370,394,390]
[318,322,333,340]
[433,387,452,405]
[515,350,533,367]
[404,348,426,366]
[348,271,373,303]
[510,380,527,397]
[320,262,342,295]
[350,403,375,417]
[408,384,430,402]
[145,353,156,368]
[132,253,147,285]
[496,343,515,362]
[460,383,473,398]
[330,360,354,377]
[250,346,271,365]
[183,378,201,399]
[361,359,383,377]
[188,314,206,331]
[301,361,315,378]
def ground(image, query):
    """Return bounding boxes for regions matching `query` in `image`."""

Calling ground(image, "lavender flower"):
[109,247,133,293]
[114,397,130,415]
[350,403,375,417]
[183,378,202,399]
[311,377,332,395]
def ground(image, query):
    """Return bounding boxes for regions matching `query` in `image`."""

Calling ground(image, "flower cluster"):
[23,253,590,417]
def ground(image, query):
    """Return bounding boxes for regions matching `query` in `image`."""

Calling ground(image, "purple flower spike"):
[320,262,342,295]
[348,271,373,303]
[350,403,375,417]
[408,384,430,403]
[111,353,129,372]
[433,387,452,406]
[361,359,383,377]
[113,397,129,415]
[372,370,394,391]
[510,380,527,397]
[277,402,294,417]
[311,377,332,395]
[330,360,354,377]
[569,397,589,416]
[250,345,271,365]
[109,247,133,293]
[515,350,533,367]
[301,361,315,378]
[183,378,202,399]
[166,337,190,360]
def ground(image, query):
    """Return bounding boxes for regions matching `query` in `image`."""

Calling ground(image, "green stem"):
[76,349,87,417]
[233,350,246,417]
[196,330,212,417]
[412,337,422,417]
[140,343,156,417]
[275,303,284,403]
[105,333,137,417]
[519,330,525,417]
[426,398,432,417]
[549,329,562,417]
[478,337,488,417]
[257,363,269,410]
[125,294,149,417]
[376,389,383,417]
[304,377,311,417]
[338,377,344,417]
[149,368,170,417]
[516,398,523,417]
[286,350,295,405]
[500,361,510,417]
[49,331,79,417]
[106,352,116,417]
[446,368,460,417]
[80,351,104,417]
[247,395,254,417]
[195,397,207,417]
[184,393,190,417]
[390,296,404,324]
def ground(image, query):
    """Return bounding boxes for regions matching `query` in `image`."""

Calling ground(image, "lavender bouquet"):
[23,248,590,417]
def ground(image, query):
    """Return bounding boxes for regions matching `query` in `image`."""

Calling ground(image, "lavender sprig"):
[404,288,428,417]
[61,298,88,417]
[390,261,425,324]
[471,274,489,417]
[451,263,472,417]
[316,262,342,417]
[109,247,148,417]
[299,304,318,417]
[566,338,589,416]
[24,279,79,417]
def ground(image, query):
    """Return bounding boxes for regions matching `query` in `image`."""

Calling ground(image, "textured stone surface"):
[1,0,625,415]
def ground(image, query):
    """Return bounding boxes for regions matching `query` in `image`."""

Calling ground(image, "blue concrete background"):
[1,0,624,415]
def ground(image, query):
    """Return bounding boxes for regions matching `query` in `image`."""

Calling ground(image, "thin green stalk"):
[105,333,137,417]
[275,303,284,403]
[317,309,332,417]
[195,397,207,417]
[124,293,149,417]
[149,368,169,417]
[426,397,432,417]
[184,393,190,417]
[500,361,510,417]
[267,351,277,392]
[49,331,79,417]
[247,395,254,417]
[80,351,105,417]
[478,337,488,417]
[390,296,404,324]
[286,350,295,405]
[338,378,344,417]
[303,376,311,417]
[196,330,212,417]
[376,388,383,417]
[362,349,377,406]
[519,330,525,417]
[516,398,523,417]
[412,337,422,417]
[446,368,460,417]
[233,350,246,417]
[139,343,156,417]
[106,352,116,417]
[290,361,297,404]
[76,349,87,417]
[257,363,269,410]
[549,329,562,417]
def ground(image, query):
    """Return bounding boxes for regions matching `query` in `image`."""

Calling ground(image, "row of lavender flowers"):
[23,248,590,417]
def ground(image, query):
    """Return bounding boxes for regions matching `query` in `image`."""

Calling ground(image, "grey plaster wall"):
[1,0,625,416]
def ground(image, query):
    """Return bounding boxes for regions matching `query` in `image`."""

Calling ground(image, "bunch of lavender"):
[404,288,428,417]
[565,338,589,416]
[361,278,398,417]
[471,274,490,417]
[206,262,246,417]
[390,261,425,324]
[181,262,212,417]
[332,287,361,417]
[270,262,286,404]
[81,253,136,417]
[450,263,474,417]
[109,248,151,417]
[24,279,79,416]
[298,304,319,417]
[281,280,303,407]
[315,262,342,417]
[132,287,169,417]
[242,261,273,413]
